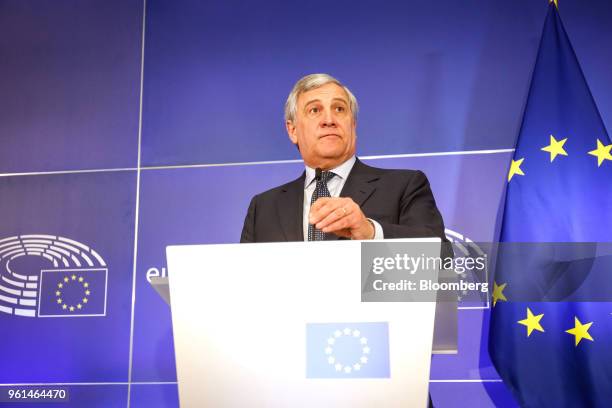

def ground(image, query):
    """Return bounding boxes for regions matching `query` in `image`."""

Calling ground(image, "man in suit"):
[240,73,447,243]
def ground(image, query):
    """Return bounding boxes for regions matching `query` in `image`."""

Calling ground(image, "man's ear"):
[286,120,298,145]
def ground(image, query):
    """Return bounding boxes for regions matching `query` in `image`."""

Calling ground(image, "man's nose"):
[321,109,337,127]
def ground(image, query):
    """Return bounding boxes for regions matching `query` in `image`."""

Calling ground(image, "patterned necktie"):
[308,171,335,241]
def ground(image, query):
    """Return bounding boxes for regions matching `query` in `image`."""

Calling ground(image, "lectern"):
[158,239,457,407]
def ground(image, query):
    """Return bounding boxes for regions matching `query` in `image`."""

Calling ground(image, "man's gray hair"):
[284,73,359,123]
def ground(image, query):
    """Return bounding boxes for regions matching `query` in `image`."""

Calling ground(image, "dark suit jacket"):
[240,158,447,243]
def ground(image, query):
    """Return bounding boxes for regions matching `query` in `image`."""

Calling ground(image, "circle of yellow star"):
[507,158,525,182]
[55,275,90,313]
[541,135,568,162]
[517,308,545,337]
[588,139,612,167]
[492,281,507,307]
[565,317,594,346]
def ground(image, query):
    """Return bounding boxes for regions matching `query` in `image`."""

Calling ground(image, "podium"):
[160,239,457,407]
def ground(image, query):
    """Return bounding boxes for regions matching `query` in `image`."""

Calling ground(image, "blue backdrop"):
[1,0,611,406]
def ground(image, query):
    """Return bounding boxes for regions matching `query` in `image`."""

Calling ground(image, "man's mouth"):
[319,134,341,139]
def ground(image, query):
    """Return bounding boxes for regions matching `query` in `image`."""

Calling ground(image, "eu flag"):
[306,322,390,379]
[489,2,612,407]
[38,268,107,317]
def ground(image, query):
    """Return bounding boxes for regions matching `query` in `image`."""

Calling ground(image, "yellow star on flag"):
[541,135,568,162]
[507,158,525,182]
[518,308,545,337]
[565,317,594,346]
[588,139,612,166]
[492,281,507,307]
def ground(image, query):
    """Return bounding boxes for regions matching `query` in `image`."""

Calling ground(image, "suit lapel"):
[277,173,305,241]
[340,158,380,207]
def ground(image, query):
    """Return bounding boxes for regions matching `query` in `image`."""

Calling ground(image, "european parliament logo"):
[306,322,390,379]
[0,234,108,318]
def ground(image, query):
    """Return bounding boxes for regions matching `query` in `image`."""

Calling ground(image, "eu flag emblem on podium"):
[38,268,108,317]
[489,2,612,407]
[306,322,390,379]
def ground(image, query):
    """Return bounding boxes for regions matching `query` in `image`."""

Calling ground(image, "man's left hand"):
[309,197,374,240]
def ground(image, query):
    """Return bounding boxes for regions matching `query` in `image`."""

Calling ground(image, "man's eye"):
[309,107,320,114]
[335,106,346,113]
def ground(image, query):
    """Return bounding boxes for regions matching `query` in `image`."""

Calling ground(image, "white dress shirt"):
[303,156,384,240]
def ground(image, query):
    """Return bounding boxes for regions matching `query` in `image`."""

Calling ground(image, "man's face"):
[286,83,356,170]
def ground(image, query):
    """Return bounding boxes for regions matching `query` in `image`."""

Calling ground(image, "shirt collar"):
[304,156,356,188]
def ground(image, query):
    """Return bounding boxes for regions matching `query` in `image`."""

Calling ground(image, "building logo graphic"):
[444,228,485,258]
[0,234,108,318]
[445,228,489,303]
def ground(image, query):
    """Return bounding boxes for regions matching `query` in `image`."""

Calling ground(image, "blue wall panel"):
[141,0,544,166]
[129,384,178,408]
[0,172,136,383]
[0,0,142,173]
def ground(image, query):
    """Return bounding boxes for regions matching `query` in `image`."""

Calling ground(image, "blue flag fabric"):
[489,3,612,407]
